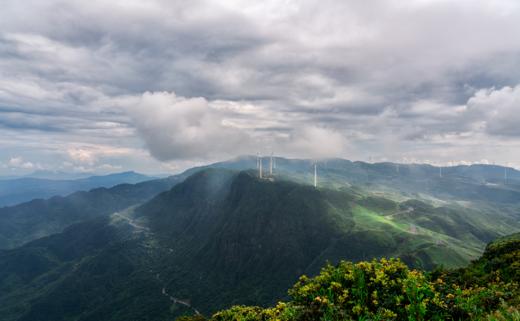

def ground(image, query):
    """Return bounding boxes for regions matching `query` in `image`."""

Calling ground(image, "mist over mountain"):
[18,170,94,180]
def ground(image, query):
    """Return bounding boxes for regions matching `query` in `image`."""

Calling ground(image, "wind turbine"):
[314,162,318,188]
[259,156,263,179]
[269,152,273,176]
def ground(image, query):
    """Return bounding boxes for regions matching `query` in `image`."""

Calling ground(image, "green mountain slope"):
[1,168,517,321]
[0,218,171,321]
[199,233,520,321]
[0,175,183,249]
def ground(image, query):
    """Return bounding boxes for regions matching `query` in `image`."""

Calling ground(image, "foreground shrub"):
[287,258,444,320]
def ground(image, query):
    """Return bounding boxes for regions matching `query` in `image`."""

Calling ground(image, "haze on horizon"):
[1,0,520,175]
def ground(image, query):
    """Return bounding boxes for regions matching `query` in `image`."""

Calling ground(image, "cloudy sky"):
[1,0,520,175]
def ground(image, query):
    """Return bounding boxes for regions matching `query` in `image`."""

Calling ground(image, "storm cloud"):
[1,0,520,173]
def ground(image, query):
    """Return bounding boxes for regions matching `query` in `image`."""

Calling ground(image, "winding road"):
[113,209,201,316]
[156,274,201,315]
[112,211,150,232]
[386,206,414,219]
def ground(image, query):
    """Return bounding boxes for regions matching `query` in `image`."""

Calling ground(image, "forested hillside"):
[0,175,183,249]
[179,233,520,320]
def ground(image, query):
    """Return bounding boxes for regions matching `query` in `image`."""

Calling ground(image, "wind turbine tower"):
[259,157,263,178]
[439,165,443,178]
[314,162,318,188]
[269,153,273,176]
[504,167,508,185]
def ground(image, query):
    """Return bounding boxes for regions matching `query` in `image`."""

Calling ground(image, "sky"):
[1,0,520,175]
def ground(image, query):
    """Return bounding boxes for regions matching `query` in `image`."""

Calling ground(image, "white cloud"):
[7,156,38,169]
[467,85,520,136]
[125,91,351,161]
[66,145,140,165]
[283,126,347,158]
[127,91,253,160]
[67,148,97,165]
[95,163,123,172]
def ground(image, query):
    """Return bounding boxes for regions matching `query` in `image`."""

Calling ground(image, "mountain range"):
[0,157,519,320]
[0,171,156,207]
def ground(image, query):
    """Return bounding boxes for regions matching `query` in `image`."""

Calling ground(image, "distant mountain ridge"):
[0,171,156,207]
[203,156,520,204]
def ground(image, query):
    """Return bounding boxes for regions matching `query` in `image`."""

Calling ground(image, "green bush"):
[211,306,267,321]
[286,258,441,320]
